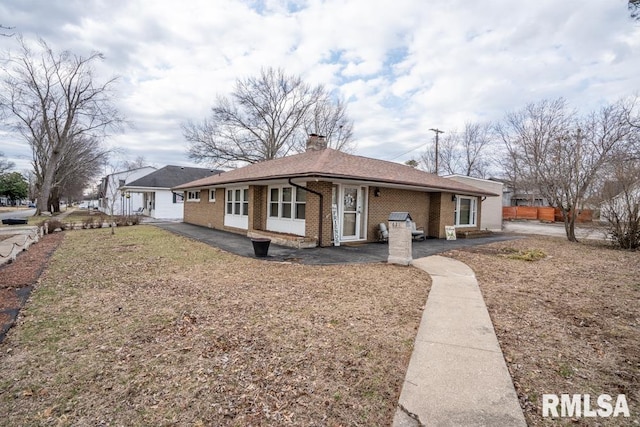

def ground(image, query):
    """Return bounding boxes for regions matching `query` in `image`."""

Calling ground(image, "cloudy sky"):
[1,0,639,174]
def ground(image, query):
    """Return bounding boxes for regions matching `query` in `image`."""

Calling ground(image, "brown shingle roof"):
[174,148,497,196]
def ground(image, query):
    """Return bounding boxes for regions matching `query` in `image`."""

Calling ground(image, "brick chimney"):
[306,133,327,151]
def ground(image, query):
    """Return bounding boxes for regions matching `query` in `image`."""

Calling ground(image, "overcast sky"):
[1,0,639,174]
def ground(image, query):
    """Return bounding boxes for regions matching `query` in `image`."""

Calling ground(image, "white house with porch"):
[121,165,221,220]
[98,166,156,215]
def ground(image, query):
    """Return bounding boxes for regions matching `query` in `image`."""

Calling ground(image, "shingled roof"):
[173,149,497,197]
[125,165,222,189]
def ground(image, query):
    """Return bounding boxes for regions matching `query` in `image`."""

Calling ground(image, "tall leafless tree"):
[0,152,15,175]
[497,98,634,242]
[302,92,354,152]
[419,121,493,177]
[183,67,354,167]
[0,36,123,214]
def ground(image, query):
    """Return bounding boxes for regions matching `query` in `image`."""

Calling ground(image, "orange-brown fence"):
[503,206,593,223]
[554,208,593,223]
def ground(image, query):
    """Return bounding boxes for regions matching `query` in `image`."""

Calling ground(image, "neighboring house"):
[599,182,640,223]
[499,180,549,207]
[98,166,157,215]
[121,165,222,220]
[174,135,497,248]
[443,175,503,231]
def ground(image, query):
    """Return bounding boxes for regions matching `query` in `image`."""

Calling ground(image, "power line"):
[386,141,428,161]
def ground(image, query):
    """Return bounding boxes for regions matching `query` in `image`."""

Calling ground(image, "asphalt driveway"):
[153,222,520,265]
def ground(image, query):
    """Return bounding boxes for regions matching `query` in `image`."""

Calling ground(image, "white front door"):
[341,186,362,240]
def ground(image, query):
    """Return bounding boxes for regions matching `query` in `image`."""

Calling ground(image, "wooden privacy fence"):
[503,206,592,222]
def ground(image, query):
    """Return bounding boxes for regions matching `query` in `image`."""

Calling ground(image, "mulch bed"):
[0,232,65,342]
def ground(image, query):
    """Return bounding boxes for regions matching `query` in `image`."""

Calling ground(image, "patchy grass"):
[0,225,429,426]
[448,236,640,426]
[504,248,547,262]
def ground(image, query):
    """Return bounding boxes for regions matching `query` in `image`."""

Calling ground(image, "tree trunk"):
[563,209,578,242]
[48,187,60,213]
[38,155,58,214]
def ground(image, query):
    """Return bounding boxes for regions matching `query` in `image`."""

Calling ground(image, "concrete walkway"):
[394,256,526,427]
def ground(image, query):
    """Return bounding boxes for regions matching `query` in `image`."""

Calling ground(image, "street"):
[0,208,36,220]
[503,220,608,240]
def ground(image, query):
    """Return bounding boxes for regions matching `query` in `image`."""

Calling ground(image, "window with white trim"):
[209,189,216,202]
[186,190,200,201]
[269,186,306,220]
[173,193,184,204]
[454,196,477,227]
[226,187,248,216]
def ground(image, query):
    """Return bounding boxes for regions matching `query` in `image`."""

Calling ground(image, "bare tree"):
[460,122,493,177]
[0,152,15,175]
[122,155,150,170]
[0,36,123,214]
[54,136,110,210]
[630,0,640,21]
[497,98,634,241]
[303,93,354,152]
[600,157,640,249]
[1,24,15,37]
[419,122,493,177]
[183,67,354,167]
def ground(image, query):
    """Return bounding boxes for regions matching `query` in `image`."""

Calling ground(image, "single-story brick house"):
[174,135,498,248]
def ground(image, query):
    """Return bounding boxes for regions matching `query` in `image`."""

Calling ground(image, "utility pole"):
[429,128,444,175]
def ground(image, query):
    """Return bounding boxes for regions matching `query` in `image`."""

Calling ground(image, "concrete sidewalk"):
[394,256,526,427]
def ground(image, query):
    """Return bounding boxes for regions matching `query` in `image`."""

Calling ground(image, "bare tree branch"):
[0,36,124,213]
[497,98,636,242]
[184,67,355,167]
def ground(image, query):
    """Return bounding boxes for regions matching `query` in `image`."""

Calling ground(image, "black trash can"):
[251,238,271,257]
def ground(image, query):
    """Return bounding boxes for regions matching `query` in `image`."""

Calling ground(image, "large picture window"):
[454,196,477,227]
[269,186,306,220]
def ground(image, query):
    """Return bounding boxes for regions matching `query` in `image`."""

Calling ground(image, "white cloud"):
[0,0,638,172]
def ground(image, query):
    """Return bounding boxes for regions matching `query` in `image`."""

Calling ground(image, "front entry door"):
[342,187,361,240]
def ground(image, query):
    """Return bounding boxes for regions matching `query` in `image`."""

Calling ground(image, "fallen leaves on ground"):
[448,236,639,427]
[0,226,430,426]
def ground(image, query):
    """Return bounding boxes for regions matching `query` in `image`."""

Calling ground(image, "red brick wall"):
[249,185,267,231]
[367,187,430,240]
[183,185,482,243]
[182,189,224,229]
[428,192,457,238]
[305,181,333,246]
[428,192,482,238]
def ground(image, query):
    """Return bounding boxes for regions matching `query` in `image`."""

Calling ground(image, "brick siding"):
[182,189,224,229]
[367,187,430,240]
[305,181,333,246]
[183,185,482,245]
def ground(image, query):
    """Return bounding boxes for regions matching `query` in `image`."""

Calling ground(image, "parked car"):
[28,202,36,208]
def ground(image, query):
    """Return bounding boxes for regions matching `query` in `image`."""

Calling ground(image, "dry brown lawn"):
[0,226,429,426]
[446,236,639,426]
[3,226,639,426]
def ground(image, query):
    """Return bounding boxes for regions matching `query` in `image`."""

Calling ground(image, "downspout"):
[288,178,324,247]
